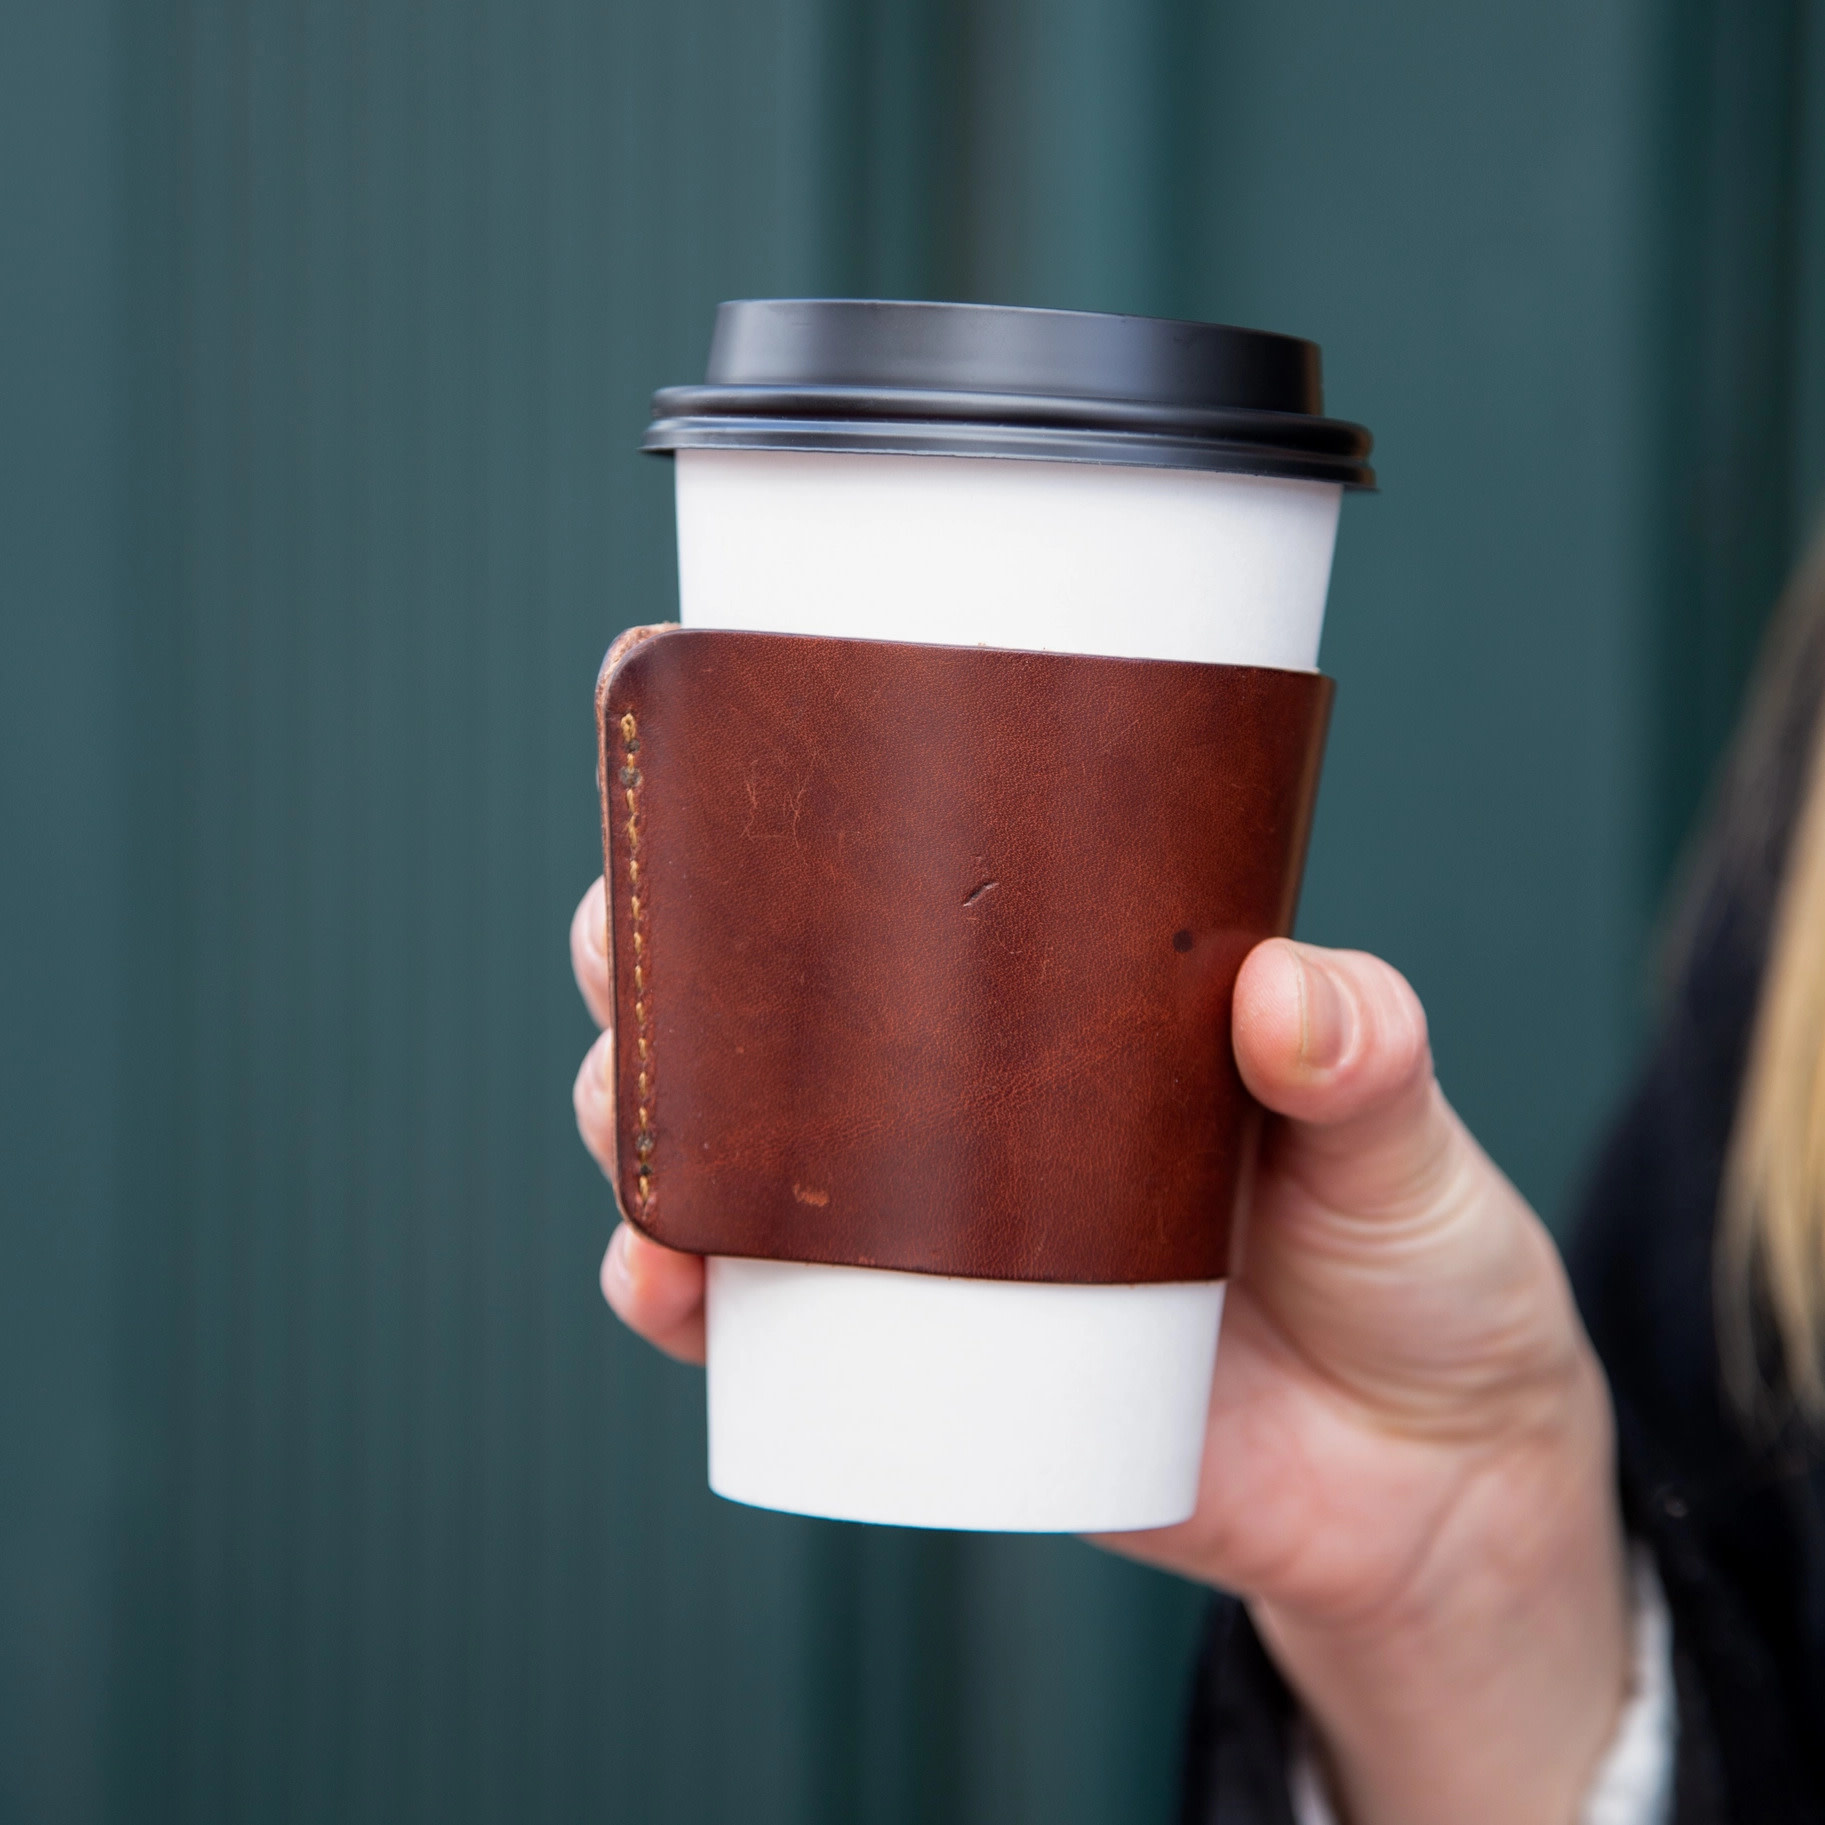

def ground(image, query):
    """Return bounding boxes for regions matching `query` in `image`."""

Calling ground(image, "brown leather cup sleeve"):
[596,626,1332,1284]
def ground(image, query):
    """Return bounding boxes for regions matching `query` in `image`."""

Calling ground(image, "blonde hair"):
[1713,530,1825,1418]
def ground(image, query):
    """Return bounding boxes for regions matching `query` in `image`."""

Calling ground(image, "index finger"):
[570,877,615,1030]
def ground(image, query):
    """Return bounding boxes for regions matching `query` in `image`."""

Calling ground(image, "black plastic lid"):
[644,299,1374,487]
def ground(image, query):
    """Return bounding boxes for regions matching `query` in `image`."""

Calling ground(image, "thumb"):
[1232,939,1456,1214]
[1228,941,1588,1440]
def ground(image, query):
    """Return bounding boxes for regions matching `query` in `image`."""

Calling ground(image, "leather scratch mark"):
[962,879,998,908]
[741,764,814,844]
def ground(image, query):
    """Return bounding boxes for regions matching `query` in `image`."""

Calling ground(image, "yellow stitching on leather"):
[621,709,654,1212]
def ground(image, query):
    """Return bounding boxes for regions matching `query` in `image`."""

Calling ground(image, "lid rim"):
[651,383,1370,447]
[643,414,1377,488]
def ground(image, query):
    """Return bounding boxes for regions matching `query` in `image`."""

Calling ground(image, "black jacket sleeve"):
[1177,1594,1298,1825]
[1571,1047,1825,1824]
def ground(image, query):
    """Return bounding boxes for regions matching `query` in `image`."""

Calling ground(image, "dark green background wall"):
[5,2,1823,1820]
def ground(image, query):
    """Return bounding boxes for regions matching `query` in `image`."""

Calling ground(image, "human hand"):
[571,877,1629,1825]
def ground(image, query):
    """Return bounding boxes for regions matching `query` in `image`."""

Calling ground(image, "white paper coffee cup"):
[643,301,1369,1532]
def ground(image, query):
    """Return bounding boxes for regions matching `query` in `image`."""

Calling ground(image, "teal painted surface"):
[2,3,1822,1821]
[1,8,123,1821]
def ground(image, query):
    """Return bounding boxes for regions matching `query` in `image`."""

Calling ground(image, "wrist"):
[1254,1355,1630,1825]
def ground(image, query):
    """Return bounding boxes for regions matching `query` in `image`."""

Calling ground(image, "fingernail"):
[1297,951,1352,1070]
